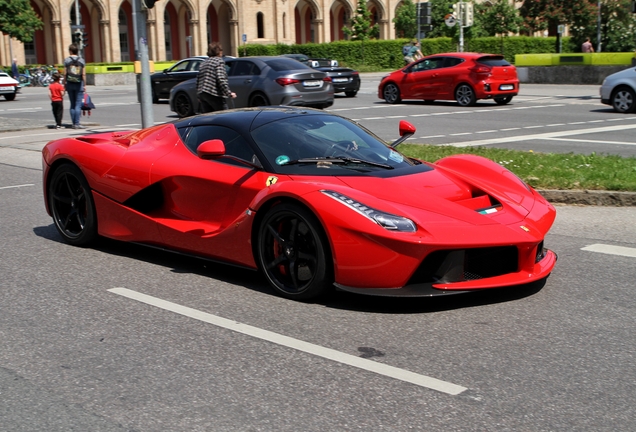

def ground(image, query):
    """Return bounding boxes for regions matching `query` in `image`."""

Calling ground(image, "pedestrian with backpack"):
[63,44,87,129]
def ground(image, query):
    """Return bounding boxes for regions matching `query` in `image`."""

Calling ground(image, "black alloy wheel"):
[49,164,97,246]
[249,93,270,107]
[494,96,513,105]
[383,83,401,104]
[611,86,635,113]
[455,84,476,106]
[257,203,332,300]
[174,92,194,117]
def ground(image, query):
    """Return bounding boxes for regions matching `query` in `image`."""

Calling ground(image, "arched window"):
[119,10,130,61]
[164,10,172,60]
[257,12,264,38]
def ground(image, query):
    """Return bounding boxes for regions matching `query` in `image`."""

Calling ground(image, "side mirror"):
[163,68,168,73]
[197,139,226,159]
[399,120,416,137]
[390,121,416,148]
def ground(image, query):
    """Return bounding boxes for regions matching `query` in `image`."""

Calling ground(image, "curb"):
[538,189,636,206]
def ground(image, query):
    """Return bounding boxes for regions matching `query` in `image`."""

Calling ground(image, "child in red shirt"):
[49,72,65,128]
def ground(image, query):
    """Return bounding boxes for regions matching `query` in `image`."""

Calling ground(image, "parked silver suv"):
[600,66,636,113]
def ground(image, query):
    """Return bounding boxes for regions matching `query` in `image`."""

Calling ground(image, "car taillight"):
[323,76,332,82]
[276,77,300,86]
[471,66,491,74]
[352,71,359,76]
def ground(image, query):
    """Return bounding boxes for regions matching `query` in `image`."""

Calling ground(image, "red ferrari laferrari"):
[42,107,556,300]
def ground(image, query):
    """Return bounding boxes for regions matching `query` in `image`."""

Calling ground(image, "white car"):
[0,72,19,101]
[600,66,636,113]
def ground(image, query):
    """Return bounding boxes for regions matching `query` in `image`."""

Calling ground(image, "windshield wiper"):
[282,156,393,170]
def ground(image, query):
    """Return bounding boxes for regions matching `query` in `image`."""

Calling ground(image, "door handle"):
[244,79,252,84]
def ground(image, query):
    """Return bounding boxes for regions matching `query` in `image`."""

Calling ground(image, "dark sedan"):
[150,56,207,103]
[170,56,334,117]
[282,54,360,97]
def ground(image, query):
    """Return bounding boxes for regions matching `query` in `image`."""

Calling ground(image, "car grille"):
[407,246,519,285]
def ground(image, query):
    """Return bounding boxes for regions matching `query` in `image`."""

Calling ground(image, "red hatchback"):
[378,52,519,106]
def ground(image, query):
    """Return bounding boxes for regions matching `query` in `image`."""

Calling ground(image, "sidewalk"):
[0,116,100,132]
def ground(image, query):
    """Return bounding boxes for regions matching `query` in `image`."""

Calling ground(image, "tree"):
[599,0,636,52]
[477,0,523,36]
[0,0,43,43]
[517,0,597,38]
[343,0,380,41]
[393,0,418,38]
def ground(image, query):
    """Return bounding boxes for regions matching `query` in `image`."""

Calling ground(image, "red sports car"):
[42,107,555,300]
[378,52,519,106]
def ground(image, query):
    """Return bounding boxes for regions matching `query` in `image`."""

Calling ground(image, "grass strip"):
[399,144,636,192]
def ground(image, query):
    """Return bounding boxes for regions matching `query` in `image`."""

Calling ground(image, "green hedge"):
[240,36,572,68]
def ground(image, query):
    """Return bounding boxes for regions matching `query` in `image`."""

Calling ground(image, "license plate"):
[303,80,321,87]
[332,77,348,83]
[499,84,514,90]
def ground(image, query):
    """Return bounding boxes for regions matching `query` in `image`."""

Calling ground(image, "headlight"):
[321,190,416,232]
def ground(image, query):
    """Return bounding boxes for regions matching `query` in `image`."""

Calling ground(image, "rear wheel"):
[174,92,194,117]
[4,93,16,101]
[383,83,401,104]
[48,164,97,246]
[611,86,635,113]
[494,96,513,105]
[152,89,159,104]
[345,90,357,97]
[249,93,270,107]
[257,203,332,300]
[455,84,476,106]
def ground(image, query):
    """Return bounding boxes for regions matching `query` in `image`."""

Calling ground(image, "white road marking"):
[581,244,636,258]
[108,287,468,395]
[438,123,636,147]
[544,137,636,146]
[0,183,34,190]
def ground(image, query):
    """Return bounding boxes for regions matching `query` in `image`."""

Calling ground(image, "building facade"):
[1,0,400,67]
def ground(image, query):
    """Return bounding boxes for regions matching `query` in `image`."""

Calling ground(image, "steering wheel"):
[323,140,358,157]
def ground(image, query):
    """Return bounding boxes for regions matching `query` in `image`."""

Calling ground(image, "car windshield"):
[251,114,419,174]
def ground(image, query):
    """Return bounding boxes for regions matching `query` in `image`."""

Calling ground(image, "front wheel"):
[494,96,513,105]
[48,164,97,246]
[611,86,635,113]
[257,203,332,300]
[4,93,16,101]
[173,92,194,117]
[455,84,476,106]
[383,83,401,104]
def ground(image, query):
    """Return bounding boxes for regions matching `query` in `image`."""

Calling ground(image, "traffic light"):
[632,1,636,13]
[82,31,89,48]
[142,0,158,8]
[73,30,82,46]
[417,2,432,26]
[462,3,474,27]
[452,2,459,18]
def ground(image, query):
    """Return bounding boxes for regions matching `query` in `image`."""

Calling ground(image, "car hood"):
[333,168,534,226]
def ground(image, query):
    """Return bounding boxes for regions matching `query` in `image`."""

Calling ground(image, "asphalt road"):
[1,77,636,431]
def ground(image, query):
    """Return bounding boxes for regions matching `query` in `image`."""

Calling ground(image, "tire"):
[152,90,159,104]
[257,203,332,300]
[48,164,97,246]
[383,83,401,104]
[455,84,476,106]
[611,86,635,113]
[4,93,16,101]
[249,93,270,107]
[494,96,513,105]
[174,92,194,118]
[345,90,357,97]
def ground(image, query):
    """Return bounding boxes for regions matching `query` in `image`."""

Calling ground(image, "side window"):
[170,61,189,73]
[445,57,464,67]
[411,58,444,72]
[190,60,202,71]
[233,61,260,76]
[184,125,257,167]
[225,60,236,75]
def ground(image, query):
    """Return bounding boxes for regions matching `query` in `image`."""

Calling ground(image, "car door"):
[149,124,268,264]
[400,57,446,99]
[227,59,261,108]
[155,59,201,99]
[428,57,464,99]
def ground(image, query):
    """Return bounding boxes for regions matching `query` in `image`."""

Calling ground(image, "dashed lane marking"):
[0,184,34,190]
[581,244,636,258]
[108,287,468,395]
